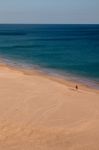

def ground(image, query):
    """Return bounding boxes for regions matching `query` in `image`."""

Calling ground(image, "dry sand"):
[0,64,99,150]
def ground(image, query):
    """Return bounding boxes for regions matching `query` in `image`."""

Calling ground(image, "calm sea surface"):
[0,24,99,88]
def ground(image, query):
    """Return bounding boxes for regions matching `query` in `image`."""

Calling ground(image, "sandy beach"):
[0,64,99,150]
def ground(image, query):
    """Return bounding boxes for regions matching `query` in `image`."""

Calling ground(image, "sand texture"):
[0,65,99,150]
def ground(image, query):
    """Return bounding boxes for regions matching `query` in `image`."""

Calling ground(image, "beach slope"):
[0,65,99,150]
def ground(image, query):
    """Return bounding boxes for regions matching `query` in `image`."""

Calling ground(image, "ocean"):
[0,24,99,88]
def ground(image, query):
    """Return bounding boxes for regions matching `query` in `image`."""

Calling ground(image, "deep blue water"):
[0,24,99,87]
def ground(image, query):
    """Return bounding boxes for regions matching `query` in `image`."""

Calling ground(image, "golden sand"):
[0,65,99,150]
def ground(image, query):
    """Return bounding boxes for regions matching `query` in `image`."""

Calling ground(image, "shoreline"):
[0,62,99,94]
[0,56,99,91]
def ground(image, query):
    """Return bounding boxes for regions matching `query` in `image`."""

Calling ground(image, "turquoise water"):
[0,24,99,88]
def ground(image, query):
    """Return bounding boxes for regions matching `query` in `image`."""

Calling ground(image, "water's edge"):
[0,57,99,91]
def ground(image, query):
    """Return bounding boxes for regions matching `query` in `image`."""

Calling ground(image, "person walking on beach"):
[75,85,78,90]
